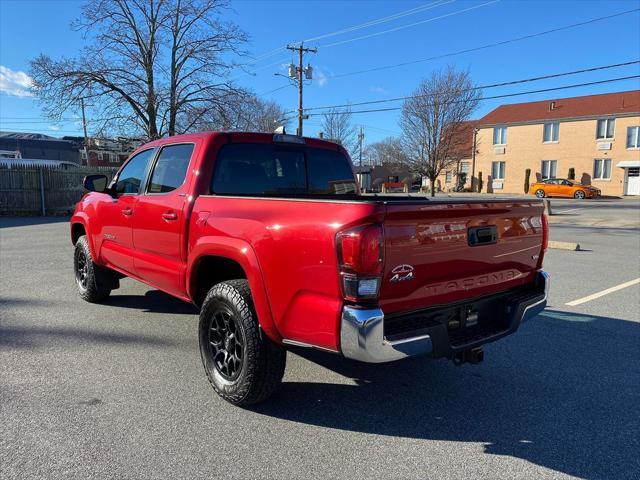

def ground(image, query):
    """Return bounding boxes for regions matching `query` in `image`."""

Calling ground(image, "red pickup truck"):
[71,131,549,406]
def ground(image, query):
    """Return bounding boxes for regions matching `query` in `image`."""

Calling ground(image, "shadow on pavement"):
[0,216,70,228]
[103,290,198,314]
[253,310,640,480]
[0,325,176,349]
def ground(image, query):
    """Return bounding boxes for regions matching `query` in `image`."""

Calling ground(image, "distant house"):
[436,120,480,192]
[0,132,80,164]
[80,136,143,167]
[474,90,640,196]
[355,163,416,192]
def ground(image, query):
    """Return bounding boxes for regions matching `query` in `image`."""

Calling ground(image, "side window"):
[148,144,194,194]
[115,149,155,195]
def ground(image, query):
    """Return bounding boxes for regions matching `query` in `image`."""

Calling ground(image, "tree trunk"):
[430,177,436,197]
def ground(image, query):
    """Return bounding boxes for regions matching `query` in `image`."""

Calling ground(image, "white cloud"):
[0,65,34,97]
[369,86,386,93]
[315,68,327,88]
[48,125,61,131]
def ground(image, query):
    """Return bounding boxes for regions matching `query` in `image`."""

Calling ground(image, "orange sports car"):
[529,178,601,199]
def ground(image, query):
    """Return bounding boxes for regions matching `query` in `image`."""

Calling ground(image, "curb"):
[548,240,580,251]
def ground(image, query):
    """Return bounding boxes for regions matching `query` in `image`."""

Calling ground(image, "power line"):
[306,75,640,117]
[328,8,640,79]
[304,0,451,42]
[319,0,500,48]
[303,60,640,112]
[246,0,450,66]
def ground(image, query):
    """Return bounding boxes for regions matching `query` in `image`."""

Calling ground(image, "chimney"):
[318,132,324,139]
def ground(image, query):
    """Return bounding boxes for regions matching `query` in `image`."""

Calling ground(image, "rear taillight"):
[336,224,384,302]
[537,211,549,269]
[541,211,549,253]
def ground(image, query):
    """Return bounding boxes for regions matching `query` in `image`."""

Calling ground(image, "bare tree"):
[320,106,358,156]
[193,91,289,133]
[30,0,246,139]
[365,136,409,166]
[400,66,481,196]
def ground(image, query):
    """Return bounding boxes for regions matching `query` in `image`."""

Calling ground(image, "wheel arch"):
[70,214,97,260]
[187,238,281,344]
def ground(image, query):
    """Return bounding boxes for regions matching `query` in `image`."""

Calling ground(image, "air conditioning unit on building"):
[597,142,612,150]
[494,146,506,155]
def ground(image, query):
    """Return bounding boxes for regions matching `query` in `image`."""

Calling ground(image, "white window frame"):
[492,161,505,180]
[445,171,453,183]
[593,158,612,180]
[541,160,557,180]
[459,162,470,175]
[627,126,640,149]
[97,152,103,161]
[493,126,507,145]
[543,122,559,143]
[109,153,119,163]
[596,118,615,140]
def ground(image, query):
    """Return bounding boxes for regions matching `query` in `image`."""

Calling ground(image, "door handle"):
[122,207,133,216]
[162,211,178,221]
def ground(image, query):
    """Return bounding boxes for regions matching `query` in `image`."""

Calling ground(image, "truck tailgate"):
[379,200,544,314]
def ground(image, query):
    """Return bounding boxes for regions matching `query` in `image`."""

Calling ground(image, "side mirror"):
[83,174,109,193]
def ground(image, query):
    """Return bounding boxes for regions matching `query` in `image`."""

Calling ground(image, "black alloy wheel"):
[207,306,245,380]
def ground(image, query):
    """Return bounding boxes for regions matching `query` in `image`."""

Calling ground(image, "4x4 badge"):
[390,264,414,283]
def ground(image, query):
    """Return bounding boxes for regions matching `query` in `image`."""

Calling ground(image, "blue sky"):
[1,0,639,143]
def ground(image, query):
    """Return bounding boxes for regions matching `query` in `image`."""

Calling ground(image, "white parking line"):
[556,207,584,214]
[566,278,640,306]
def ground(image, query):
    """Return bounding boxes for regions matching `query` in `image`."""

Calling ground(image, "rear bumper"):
[340,270,549,363]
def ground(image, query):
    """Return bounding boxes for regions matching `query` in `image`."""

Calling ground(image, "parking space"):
[1,208,639,480]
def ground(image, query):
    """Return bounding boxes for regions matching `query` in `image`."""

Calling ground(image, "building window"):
[491,161,505,180]
[543,122,559,142]
[109,153,119,163]
[593,158,611,180]
[459,162,470,175]
[493,126,507,145]
[541,160,557,180]
[627,126,640,148]
[596,118,615,139]
[445,171,452,183]
[97,152,103,161]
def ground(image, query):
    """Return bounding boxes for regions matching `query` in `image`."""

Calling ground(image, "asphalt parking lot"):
[1,198,639,480]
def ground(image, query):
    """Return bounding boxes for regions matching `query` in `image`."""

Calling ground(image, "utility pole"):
[80,98,89,166]
[471,127,478,192]
[358,126,365,167]
[286,42,317,136]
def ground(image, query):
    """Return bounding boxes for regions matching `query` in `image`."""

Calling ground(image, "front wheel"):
[74,235,115,303]
[535,189,545,198]
[199,280,286,406]
[574,190,585,199]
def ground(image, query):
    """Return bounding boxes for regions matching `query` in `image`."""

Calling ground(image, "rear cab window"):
[211,143,357,196]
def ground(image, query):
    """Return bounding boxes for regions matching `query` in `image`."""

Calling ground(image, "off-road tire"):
[199,280,286,406]
[74,235,114,303]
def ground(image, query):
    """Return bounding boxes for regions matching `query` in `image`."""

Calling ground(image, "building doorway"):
[624,167,640,195]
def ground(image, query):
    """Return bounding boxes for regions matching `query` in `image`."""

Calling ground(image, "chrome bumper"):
[340,270,549,363]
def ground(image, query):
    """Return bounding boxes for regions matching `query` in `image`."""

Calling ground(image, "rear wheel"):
[199,280,286,406]
[535,189,545,198]
[74,235,114,303]
[574,190,585,199]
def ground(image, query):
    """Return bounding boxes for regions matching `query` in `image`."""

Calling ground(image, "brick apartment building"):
[440,90,640,196]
